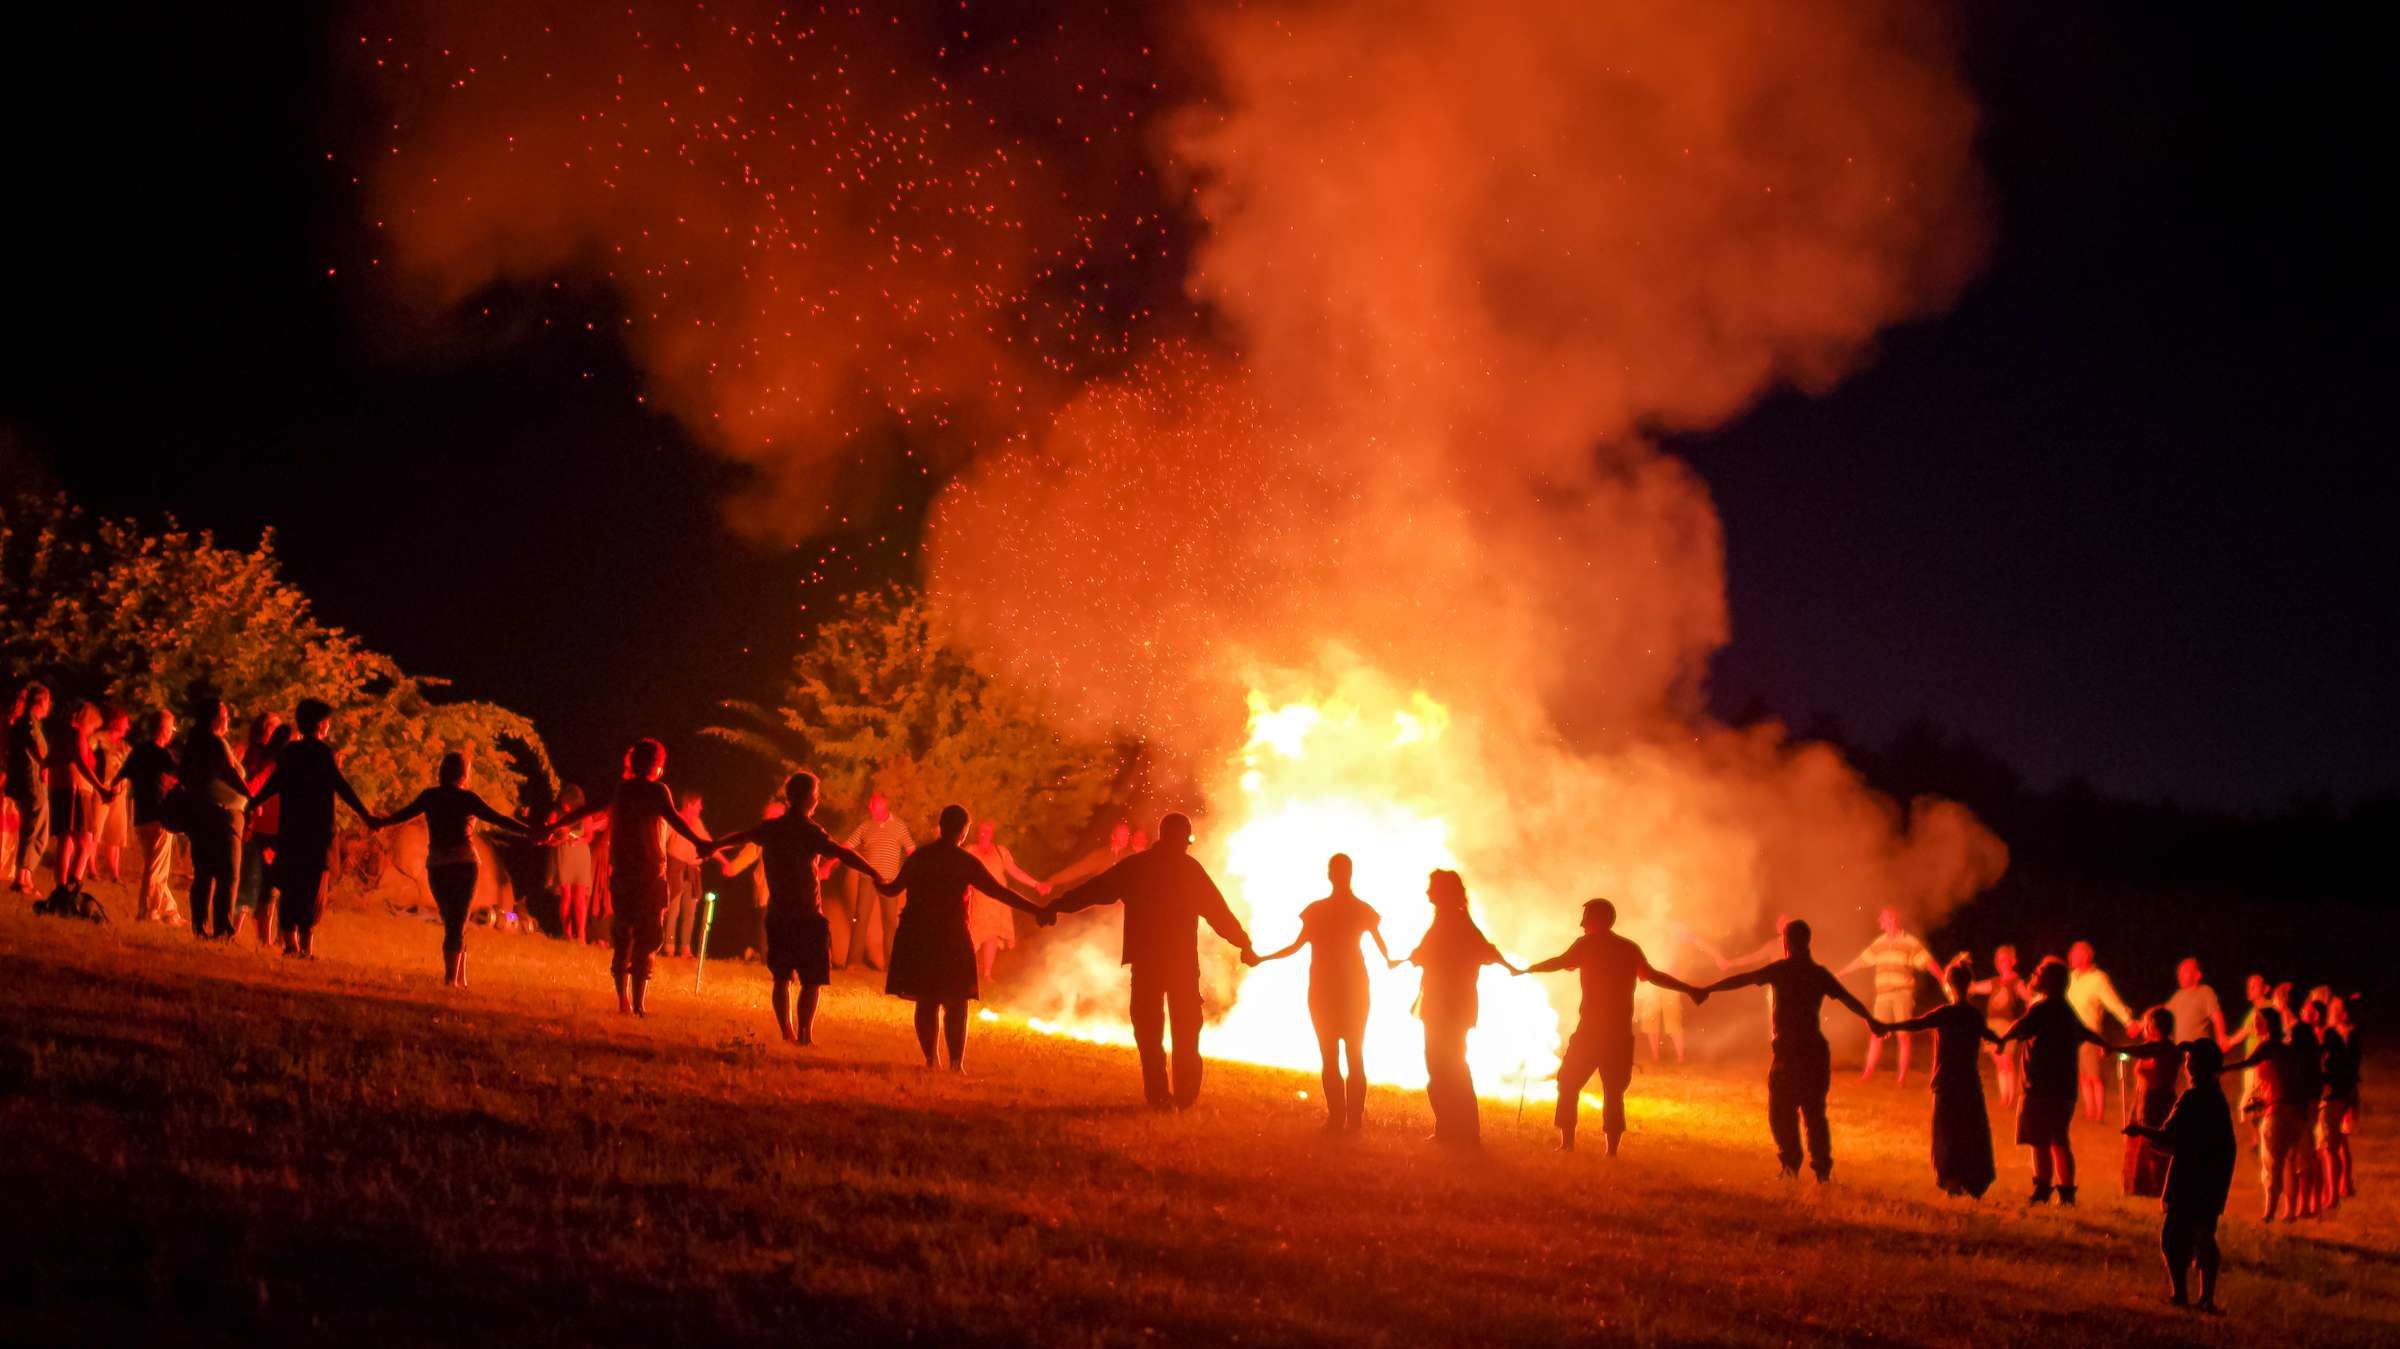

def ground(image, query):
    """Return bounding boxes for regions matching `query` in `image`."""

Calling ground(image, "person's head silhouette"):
[1157,813,1194,850]
[1327,853,1353,891]
[1581,898,1616,932]
[1781,917,1813,958]
[938,803,970,842]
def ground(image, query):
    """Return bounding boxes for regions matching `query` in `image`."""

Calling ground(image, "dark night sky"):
[3,1,2391,811]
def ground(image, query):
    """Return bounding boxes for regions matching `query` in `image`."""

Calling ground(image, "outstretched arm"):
[823,840,879,881]
[1194,871,1254,954]
[1367,923,1393,967]
[1701,966,1773,996]
[965,855,1045,916]
[464,790,535,839]
[660,799,712,853]
[2219,1045,2269,1074]
[1836,944,1875,977]
[1882,1008,1944,1036]
[378,790,431,830]
[1523,947,1578,976]
[1254,932,1307,963]
[332,765,374,826]
[1047,863,1126,917]
[1823,969,1876,1024]
[1641,959,1708,1002]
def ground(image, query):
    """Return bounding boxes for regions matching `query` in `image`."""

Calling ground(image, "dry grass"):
[1,889,2392,1348]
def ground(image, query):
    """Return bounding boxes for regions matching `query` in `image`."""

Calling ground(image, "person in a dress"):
[1995,956,2109,1205]
[549,783,595,944]
[1872,956,2001,1197]
[1248,853,1393,1133]
[57,700,122,891]
[962,818,1049,984]
[1401,869,1520,1146]
[874,804,1044,1071]
[96,706,133,883]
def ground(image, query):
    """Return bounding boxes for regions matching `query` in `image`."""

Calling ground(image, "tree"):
[0,493,547,817]
[708,585,1115,863]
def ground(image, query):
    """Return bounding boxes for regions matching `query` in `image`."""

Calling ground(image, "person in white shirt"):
[839,791,915,971]
[1840,908,1941,1086]
[2164,957,2228,1046]
[2066,940,2137,1121]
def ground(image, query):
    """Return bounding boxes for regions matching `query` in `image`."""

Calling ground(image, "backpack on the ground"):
[33,885,108,923]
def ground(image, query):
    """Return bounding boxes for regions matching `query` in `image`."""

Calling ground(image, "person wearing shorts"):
[708,772,880,1047]
[546,738,712,1016]
[1840,909,1940,1085]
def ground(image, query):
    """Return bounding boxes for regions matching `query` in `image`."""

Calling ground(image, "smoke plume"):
[364,0,2006,981]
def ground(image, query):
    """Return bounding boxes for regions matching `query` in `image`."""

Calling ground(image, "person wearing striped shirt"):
[1840,908,1941,1086]
[839,792,915,971]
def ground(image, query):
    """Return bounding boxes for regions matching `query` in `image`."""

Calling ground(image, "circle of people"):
[6,683,2363,1317]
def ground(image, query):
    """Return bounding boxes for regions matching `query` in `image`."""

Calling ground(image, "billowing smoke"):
[363,0,2007,1021]
[927,0,2003,970]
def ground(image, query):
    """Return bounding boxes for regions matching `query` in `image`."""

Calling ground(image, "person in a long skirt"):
[875,804,1044,1071]
[1250,853,1393,1132]
[1874,956,2001,1197]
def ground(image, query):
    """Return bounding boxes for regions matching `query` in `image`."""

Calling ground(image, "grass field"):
[2,886,2393,1348]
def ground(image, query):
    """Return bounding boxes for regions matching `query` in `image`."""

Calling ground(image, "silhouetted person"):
[1840,907,1939,1086]
[1250,853,1391,1132]
[232,714,288,948]
[1524,897,1707,1155]
[249,699,374,957]
[113,708,181,923]
[57,699,120,891]
[1046,812,1255,1109]
[878,803,1043,1071]
[2119,1006,2184,1198]
[709,771,881,1047]
[550,783,596,943]
[6,683,52,894]
[1995,955,2107,1205]
[2123,1039,2236,1312]
[548,739,712,1015]
[1401,869,1519,1145]
[371,750,531,986]
[178,696,252,939]
[1698,917,1876,1181]
[1874,956,2002,1197]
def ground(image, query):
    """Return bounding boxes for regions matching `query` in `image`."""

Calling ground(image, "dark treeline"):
[1812,714,2398,1014]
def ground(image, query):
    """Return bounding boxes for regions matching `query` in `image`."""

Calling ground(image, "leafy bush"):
[0,493,547,817]
[707,585,1115,864]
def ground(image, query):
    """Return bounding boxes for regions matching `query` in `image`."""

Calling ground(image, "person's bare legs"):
[1859,1031,1885,1083]
[2030,1142,2054,1200]
[794,983,820,1045]
[2161,1216,2193,1306]
[1313,1021,1344,1129]
[614,972,634,1015]
[1895,1031,1913,1089]
[1341,1035,1367,1131]
[2080,1069,2105,1121]
[913,1001,941,1067]
[1670,1029,1687,1064]
[942,1000,967,1071]
[976,940,998,984]
[2193,1222,2221,1311]
[771,974,796,1042]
